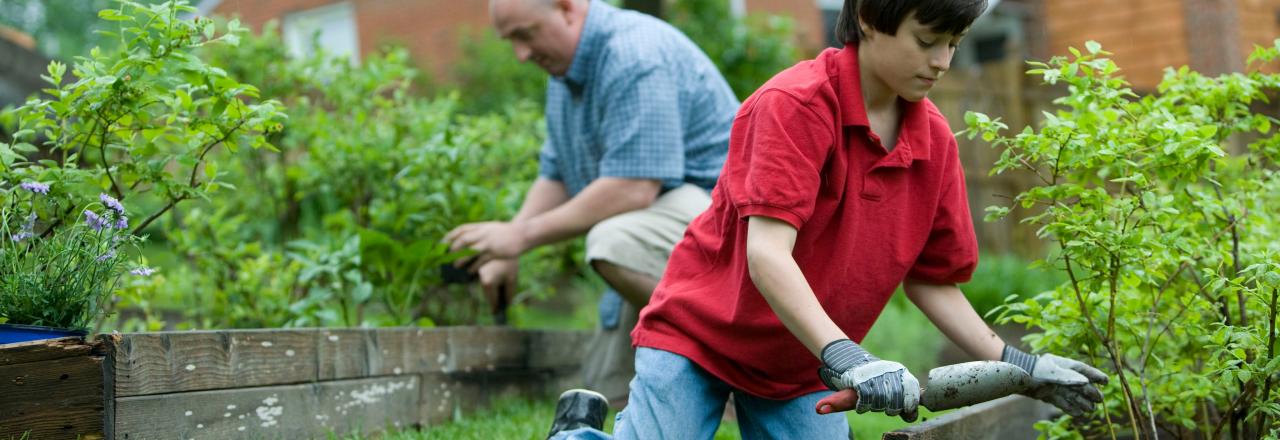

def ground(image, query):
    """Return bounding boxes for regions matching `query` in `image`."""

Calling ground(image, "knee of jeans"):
[585,215,641,259]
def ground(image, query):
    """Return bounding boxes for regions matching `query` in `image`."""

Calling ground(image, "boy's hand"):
[816,339,921,422]
[1002,345,1108,418]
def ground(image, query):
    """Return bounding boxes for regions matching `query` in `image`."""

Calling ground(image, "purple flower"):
[95,249,116,262]
[115,216,129,230]
[130,267,156,276]
[100,194,125,214]
[10,231,33,242]
[20,182,49,194]
[84,210,109,231]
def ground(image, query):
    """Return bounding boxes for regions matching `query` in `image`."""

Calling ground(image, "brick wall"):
[1043,0,1191,90]
[745,0,826,53]
[210,0,491,80]
[1237,0,1280,72]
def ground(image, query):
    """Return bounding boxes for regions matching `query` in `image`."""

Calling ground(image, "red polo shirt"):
[631,45,978,400]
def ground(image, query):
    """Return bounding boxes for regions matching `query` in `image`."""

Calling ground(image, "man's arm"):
[902,279,1004,361]
[512,177,571,223]
[445,177,660,268]
[520,177,661,249]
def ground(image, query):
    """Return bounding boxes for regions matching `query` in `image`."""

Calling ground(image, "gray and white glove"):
[818,339,921,422]
[1002,345,1109,418]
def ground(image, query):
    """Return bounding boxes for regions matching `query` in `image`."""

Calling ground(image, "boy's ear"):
[857,17,872,40]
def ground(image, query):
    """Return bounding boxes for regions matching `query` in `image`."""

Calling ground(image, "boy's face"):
[491,0,583,77]
[860,13,967,102]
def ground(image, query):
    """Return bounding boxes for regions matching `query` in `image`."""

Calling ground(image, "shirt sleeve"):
[597,62,684,184]
[728,90,835,229]
[538,140,562,182]
[907,135,979,284]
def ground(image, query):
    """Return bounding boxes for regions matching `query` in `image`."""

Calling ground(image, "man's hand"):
[444,221,530,270]
[816,339,921,422]
[477,259,518,313]
[1002,345,1108,418]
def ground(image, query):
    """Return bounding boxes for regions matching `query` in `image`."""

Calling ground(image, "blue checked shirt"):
[539,0,739,196]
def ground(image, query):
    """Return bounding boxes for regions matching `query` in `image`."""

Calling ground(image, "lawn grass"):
[347,394,945,440]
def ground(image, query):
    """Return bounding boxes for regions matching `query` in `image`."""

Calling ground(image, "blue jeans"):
[551,347,850,440]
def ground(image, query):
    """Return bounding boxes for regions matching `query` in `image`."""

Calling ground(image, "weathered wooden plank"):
[0,355,105,440]
[0,336,94,366]
[418,368,580,426]
[112,330,319,397]
[444,327,532,373]
[528,330,590,369]
[114,375,421,440]
[882,395,1058,440]
[112,328,589,397]
[361,328,450,377]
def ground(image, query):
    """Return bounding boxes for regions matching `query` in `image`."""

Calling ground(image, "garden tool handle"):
[814,361,1033,415]
[492,283,509,326]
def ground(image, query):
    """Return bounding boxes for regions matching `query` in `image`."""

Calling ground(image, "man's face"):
[491,0,581,76]
[860,13,966,102]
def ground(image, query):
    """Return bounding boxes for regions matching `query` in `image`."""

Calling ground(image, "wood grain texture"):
[0,336,95,366]
[111,327,586,397]
[882,395,1059,440]
[114,375,421,440]
[0,355,105,440]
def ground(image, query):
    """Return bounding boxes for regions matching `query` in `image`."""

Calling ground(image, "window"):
[817,0,842,48]
[283,2,359,64]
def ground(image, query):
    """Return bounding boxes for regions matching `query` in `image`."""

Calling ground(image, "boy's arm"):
[746,216,919,420]
[904,278,1110,417]
[744,216,845,356]
[902,279,1003,361]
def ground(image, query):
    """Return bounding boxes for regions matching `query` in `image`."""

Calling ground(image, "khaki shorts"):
[581,184,712,403]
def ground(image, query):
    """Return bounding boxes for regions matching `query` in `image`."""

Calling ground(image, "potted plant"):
[0,182,152,343]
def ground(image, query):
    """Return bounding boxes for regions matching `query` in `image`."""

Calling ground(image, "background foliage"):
[0,0,283,330]
[969,40,1280,439]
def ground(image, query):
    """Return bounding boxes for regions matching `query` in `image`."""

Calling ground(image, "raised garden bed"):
[0,327,587,439]
[883,395,1057,439]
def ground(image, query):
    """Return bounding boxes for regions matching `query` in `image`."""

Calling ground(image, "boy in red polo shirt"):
[547,0,1109,438]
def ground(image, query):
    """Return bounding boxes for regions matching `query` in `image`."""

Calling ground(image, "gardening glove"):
[1002,345,1109,418]
[817,339,921,422]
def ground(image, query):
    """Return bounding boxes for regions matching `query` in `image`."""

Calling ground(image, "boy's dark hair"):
[835,0,988,44]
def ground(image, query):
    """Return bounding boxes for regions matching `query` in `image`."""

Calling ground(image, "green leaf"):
[98,9,130,21]
[1085,41,1102,55]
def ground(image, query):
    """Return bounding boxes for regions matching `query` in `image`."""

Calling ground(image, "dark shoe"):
[546,388,609,439]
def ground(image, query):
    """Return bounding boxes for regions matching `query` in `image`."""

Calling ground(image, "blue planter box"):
[0,323,87,344]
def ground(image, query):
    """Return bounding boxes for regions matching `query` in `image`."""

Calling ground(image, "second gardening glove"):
[818,339,921,422]
[1002,345,1109,418]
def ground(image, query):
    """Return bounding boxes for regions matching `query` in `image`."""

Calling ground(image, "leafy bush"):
[450,28,547,115]
[968,40,1280,438]
[960,253,1065,319]
[668,0,801,99]
[0,0,281,330]
[119,21,584,330]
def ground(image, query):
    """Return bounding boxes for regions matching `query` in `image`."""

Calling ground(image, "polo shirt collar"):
[834,44,932,163]
[562,0,611,88]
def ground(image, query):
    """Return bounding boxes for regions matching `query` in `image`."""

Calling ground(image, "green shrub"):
[0,0,282,330]
[960,253,1064,319]
[119,23,584,330]
[968,40,1280,438]
[668,0,802,99]
[450,28,547,115]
